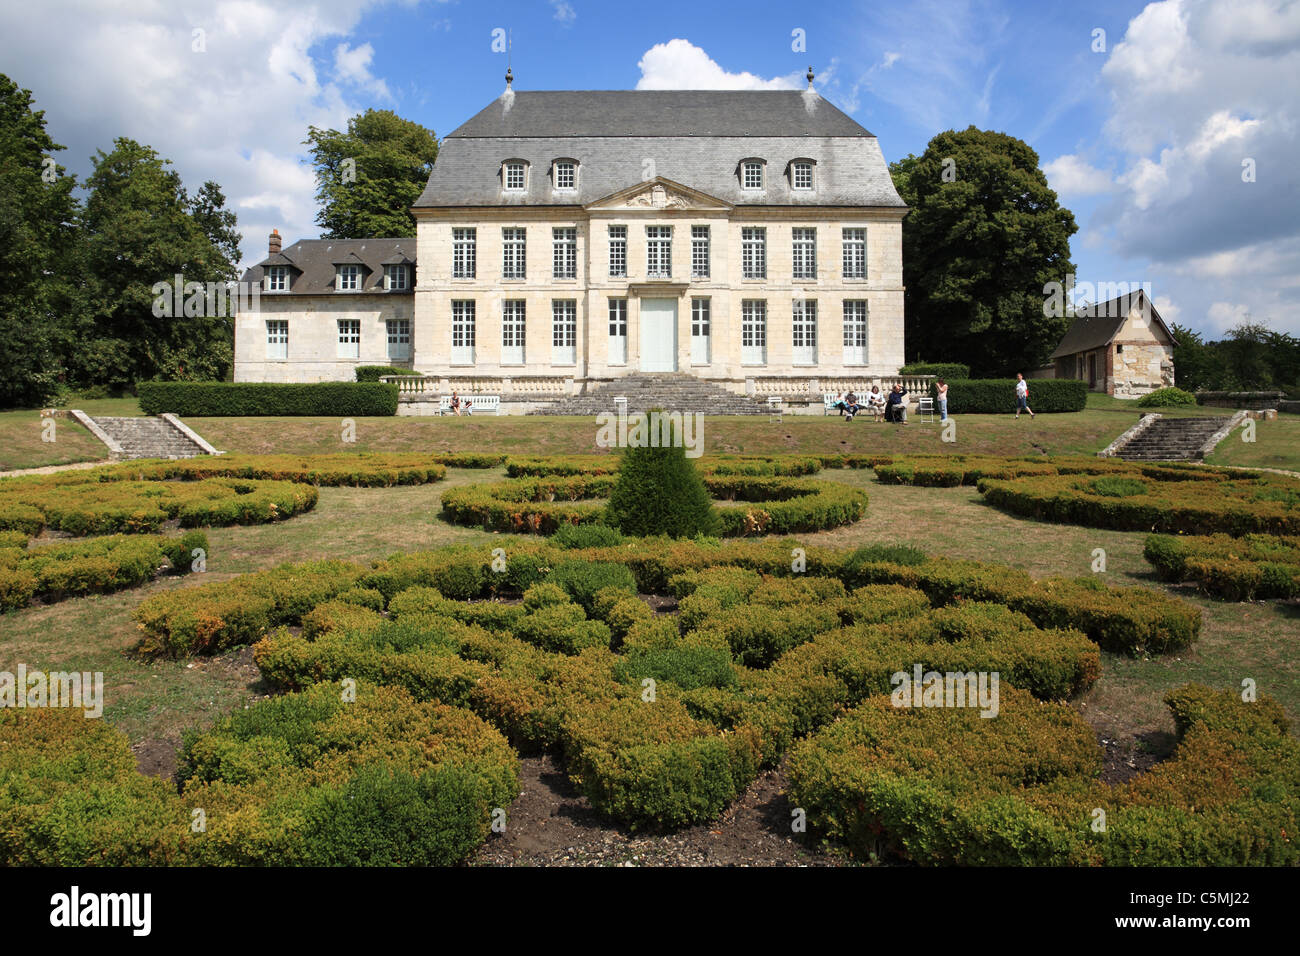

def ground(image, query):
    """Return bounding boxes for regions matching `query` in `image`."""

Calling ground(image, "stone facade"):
[1050,291,1175,398]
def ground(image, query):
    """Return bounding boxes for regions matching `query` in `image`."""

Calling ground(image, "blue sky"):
[1,0,1296,337]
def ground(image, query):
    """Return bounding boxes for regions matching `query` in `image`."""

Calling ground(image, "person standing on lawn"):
[1015,374,1035,419]
[936,379,949,422]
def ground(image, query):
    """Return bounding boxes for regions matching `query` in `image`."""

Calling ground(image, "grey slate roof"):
[1050,290,1171,359]
[241,238,416,294]
[415,90,906,209]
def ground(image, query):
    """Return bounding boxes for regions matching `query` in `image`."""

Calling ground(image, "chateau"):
[234,80,908,401]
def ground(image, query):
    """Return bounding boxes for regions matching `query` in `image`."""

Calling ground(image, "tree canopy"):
[891,127,1078,377]
[306,109,438,239]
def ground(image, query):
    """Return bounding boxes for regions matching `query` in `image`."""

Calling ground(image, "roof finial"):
[505,67,513,90]
[806,66,814,88]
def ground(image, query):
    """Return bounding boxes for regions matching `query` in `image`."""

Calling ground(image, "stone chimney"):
[268,229,281,255]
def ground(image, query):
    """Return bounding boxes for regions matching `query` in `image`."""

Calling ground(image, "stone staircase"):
[89,415,212,460]
[531,374,774,416]
[1115,417,1227,461]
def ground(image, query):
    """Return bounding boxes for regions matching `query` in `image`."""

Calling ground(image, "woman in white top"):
[1015,374,1035,419]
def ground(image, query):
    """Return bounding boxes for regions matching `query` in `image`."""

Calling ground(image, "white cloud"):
[0,0,413,271]
[550,1,576,24]
[334,42,391,100]
[635,39,803,90]
[1043,155,1113,197]
[1153,295,1181,325]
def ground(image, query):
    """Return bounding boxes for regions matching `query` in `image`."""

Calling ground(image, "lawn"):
[3,464,1295,773]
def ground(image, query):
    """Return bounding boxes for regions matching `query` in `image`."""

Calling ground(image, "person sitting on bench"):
[866,386,886,421]
[884,384,909,424]
[450,391,462,416]
[843,390,861,421]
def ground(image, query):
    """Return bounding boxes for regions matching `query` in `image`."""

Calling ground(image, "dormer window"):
[791,160,815,190]
[266,266,288,291]
[504,161,527,191]
[554,160,577,191]
[741,160,765,190]
[337,264,362,291]
[385,265,409,291]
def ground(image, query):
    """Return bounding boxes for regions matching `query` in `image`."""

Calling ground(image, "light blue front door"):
[639,298,677,372]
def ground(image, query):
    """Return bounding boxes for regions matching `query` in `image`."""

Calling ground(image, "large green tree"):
[0,75,80,408]
[306,109,438,238]
[76,138,239,388]
[891,128,1078,377]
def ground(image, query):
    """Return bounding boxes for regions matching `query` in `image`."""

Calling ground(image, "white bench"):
[823,393,840,415]
[439,395,501,415]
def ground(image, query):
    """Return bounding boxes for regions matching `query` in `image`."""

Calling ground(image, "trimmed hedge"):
[980,470,1300,535]
[0,474,316,537]
[928,379,1088,413]
[1144,533,1300,601]
[355,365,411,383]
[440,474,867,537]
[138,381,399,417]
[788,684,1299,866]
[899,362,970,379]
[0,531,207,612]
[128,453,447,487]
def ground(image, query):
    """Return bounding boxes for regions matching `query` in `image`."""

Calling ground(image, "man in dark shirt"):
[844,390,860,422]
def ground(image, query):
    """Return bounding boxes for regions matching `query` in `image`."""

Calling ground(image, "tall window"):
[842,228,866,279]
[792,161,814,190]
[792,299,817,364]
[608,225,627,278]
[386,319,411,360]
[691,298,710,365]
[741,227,766,279]
[337,319,360,358]
[266,320,288,359]
[608,298,627,365]
[502,300,526,364]
[742,161,763,190]
[792,228,817,279]
[502,228,526,279]
[646,226,672,278]
[504,162,526,191]
[266,266,287,291]
[337,265,361,291]
[741,300,767,365]
[552,300,577,364]
[691,226,710,278]
[453,228,476,279]
[385,265,409,290]
[843,300,868,365]
[452,300,476,364]
[553,228,577,279]
[554,161,576,190]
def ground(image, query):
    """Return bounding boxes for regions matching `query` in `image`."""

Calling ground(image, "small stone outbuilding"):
[1049,290,1174,397]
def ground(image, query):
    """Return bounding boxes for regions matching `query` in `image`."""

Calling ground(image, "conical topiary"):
[605,412,719,538]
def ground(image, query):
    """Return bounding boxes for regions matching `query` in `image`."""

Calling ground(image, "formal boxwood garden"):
[138,381,399,417]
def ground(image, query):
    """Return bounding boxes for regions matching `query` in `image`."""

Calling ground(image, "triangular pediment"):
[586,177,732,212]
